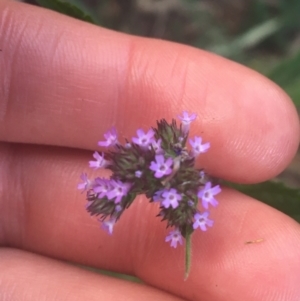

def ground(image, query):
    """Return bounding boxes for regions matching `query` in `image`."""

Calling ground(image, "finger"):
[0,1,299,183]
[1,143,300,301]
[0,248,184,301]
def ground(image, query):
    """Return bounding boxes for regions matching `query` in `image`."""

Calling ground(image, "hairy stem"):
[184,233,192,280]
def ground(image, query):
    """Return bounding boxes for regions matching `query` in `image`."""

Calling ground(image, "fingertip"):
[190,61,300,183]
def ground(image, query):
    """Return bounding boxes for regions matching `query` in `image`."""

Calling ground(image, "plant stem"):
[184,233,191,280]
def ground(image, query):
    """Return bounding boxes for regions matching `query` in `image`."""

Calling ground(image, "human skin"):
[0,1,300,300]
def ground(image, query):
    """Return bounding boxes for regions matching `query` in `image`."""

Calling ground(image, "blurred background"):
[24,0,300,186]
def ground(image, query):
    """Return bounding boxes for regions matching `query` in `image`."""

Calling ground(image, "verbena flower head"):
[78,112,221,277]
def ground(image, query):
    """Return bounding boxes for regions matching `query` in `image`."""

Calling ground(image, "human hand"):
[0,1,299,300]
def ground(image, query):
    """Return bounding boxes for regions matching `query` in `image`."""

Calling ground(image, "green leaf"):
[75,264,143,283]
[284,77,300,107]
[209,17,283,58]
[98,270,142,283]
[267,50,300,87]
[266,49,300,106]
[36,0,96,24]
[227,181,300,222]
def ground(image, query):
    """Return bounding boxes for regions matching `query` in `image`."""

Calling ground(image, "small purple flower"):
[132,129,155,148]
[115,204,123,212]
[89,151,108,169]
[198,182,221,209]
[93,178,111,198]
[150,138,163,154]
[107,180,131,204]
[199,170,205,179]
[98,127,118,147]
[153,189,164,202]
[189,136,210,156]
[101,217,116,235]
[149,155,173,178]
[77,173,91,191]
[165,229,183,248]
[187,200,194,207]
[135,170,143,178]
[178,111,197,134]
[161,188,182,209]
[193,212,214,231]
[178,111,197,125]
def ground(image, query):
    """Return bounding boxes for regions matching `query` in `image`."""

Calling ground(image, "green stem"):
[184,233,192,280]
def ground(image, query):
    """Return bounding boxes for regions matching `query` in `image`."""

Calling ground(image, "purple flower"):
[150,138,163,154]
[199,170,205,179]
[153,189,164,202]
[115,205,123,212]
[161,188,182,209]
[178,111,197,125]
[187,200,194,207]
[77,173,91,191]
[165,229,183,248]
[149,155,173,178]
[89,151,108,169]
[101,217,116,235]
[193,212,214,231]
[135,170,143,178]
[98,127,118,147]
[198,182,221,209]
[107,180,131,204]
[189,136,210,156]
[93,178,111,198]
[178,111,197,134]
[132,129,155,148]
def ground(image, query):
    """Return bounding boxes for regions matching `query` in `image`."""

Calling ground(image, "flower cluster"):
[78,111,221,249]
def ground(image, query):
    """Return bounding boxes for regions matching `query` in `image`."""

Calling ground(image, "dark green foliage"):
[36,0,96,24]
[267,49,300,106]
[228,181,300,222]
